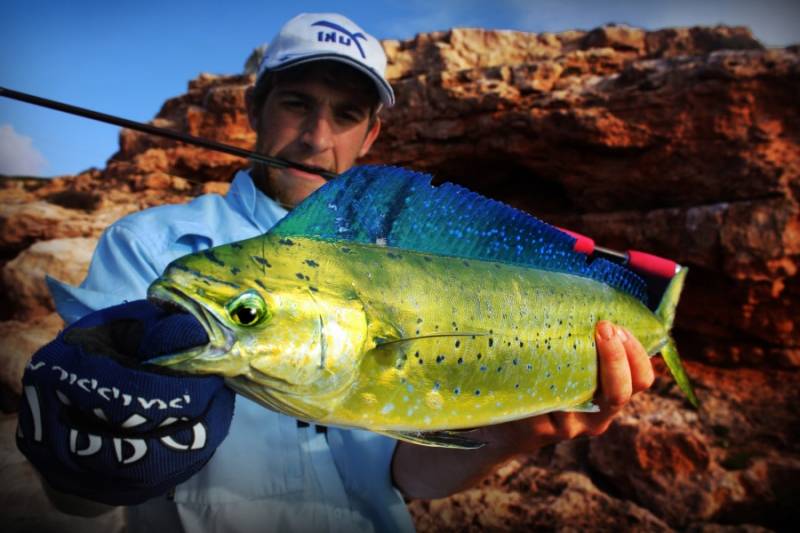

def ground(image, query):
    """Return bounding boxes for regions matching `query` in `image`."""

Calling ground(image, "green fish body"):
[148,166,696,448]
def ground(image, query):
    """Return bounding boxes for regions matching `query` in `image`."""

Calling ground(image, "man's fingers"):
[595,321,633,411]
[549,412,582,440]
[621,327,655,393]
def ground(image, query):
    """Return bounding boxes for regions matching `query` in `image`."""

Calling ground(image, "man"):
[19,12,654,532]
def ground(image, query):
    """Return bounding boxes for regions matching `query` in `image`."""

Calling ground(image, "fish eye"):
[226,290,269,327]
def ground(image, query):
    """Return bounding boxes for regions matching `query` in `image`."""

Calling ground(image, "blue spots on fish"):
[309,286,319,292]
[230,267,241,275]
[340,247,351,254]
[203,250,225,267]
[255,279,267,290]
[230,242,243,250]
[251,256,271,268]
[304,259,319,268]
[279,238,295,246]
[436,355,445,364]
[295,272,311,281]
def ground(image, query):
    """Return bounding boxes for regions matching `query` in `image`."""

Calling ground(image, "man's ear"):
[358,118,381,158]
[245,86,259,131]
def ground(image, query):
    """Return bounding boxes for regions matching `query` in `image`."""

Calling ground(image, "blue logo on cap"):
[311,20,367,59]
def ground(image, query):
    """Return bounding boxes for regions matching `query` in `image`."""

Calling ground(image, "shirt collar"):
[226,169,288,232]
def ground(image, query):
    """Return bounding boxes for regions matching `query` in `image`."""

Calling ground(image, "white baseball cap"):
[257,13,395,107]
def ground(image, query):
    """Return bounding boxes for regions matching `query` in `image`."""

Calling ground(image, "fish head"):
[146,239,368,403]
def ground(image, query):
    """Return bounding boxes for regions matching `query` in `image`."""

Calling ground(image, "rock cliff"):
[1,24,797,532]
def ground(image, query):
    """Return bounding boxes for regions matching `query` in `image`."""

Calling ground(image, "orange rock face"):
[0,23,797,532]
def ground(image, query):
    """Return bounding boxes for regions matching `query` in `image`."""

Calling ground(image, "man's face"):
[249,64,381,208]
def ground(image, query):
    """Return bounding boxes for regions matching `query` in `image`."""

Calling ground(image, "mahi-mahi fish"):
[147,165,697,448]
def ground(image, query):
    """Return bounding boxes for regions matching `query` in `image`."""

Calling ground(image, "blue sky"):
[1,0,798,178]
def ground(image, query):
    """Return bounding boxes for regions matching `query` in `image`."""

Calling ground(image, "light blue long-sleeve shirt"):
[47,170,415,533]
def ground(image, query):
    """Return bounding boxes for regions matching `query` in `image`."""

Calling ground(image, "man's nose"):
[300,109,334,152]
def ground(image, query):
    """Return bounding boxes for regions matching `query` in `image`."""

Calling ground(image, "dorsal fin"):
[271,165,647,303]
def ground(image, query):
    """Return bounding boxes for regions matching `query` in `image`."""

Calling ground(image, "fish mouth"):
[146,280,235,366]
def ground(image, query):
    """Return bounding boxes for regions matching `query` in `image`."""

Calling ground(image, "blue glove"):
[16,300,235,506]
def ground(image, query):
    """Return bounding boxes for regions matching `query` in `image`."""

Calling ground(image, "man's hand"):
[392,320,654,499]
[16,300,235,507]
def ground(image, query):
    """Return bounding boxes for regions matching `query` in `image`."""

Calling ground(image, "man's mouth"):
[278,158,336,181]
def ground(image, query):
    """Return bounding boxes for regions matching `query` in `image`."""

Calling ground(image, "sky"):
[1,0,798,178]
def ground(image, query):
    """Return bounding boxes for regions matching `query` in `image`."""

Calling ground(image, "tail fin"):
[655,267,699,407]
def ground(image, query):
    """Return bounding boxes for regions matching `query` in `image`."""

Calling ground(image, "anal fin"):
[379,429,486,449]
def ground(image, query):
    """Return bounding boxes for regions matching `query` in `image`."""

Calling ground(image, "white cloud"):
[0,124,48,176]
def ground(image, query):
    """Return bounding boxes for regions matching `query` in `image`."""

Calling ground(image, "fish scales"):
[327,239,663,431]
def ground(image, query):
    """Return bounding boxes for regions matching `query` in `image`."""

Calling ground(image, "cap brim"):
[265,52,395,108]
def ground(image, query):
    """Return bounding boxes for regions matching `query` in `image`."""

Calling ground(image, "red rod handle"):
[557,227,678,280]
[557,228,595,254]
[626,250,679,279]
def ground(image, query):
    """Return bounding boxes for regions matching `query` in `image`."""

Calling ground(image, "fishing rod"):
[0,86,339,181]
[557,228,679,279]
[1,86,679,281]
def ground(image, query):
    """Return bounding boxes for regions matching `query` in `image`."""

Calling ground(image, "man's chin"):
[268,167,330,207]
